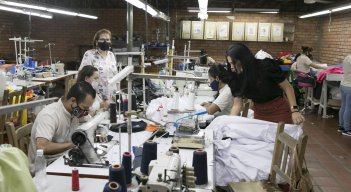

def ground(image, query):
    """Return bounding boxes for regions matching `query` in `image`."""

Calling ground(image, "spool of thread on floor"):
[109,164,127,192]
[122,152,132,185]
[192,149,208,185]
[103,181,122,192]
[140,140,157,175]
[110,102,117,124]
[71,168,79,191]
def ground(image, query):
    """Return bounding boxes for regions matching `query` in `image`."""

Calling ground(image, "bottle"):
[33,149,48,192]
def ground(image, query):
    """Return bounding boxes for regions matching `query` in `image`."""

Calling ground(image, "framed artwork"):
[232,22,245,41]
[181,21,191,39]
[204,21,217,40]
[216,22,230,40]
[245,22,258,41]
[191,21,204,40]
[271,23,284,42]
[258,23,271,42]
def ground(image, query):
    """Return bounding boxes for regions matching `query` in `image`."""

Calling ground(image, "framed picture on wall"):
[191,21,204,40]
[271,23,284,42]
[216,22,230,40]
[204,21,217,40]
[181,21,191,39]
[245,22,258,41]
[258,23,271,42]
[232,22,245,41]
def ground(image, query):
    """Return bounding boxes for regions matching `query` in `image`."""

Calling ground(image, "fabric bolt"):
[206,116,302,186]
[316,67,343,83]
[213,84,234,116]
[28,99,79,175]
[79,49,118,99]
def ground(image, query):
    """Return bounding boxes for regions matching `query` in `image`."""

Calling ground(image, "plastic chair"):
[228,122,308,192]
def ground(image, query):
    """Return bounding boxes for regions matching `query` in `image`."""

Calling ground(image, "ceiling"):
[30,0,351,13]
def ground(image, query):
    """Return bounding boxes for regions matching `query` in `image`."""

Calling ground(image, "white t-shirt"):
[28,99,79,174]
[341,58,351,87]
[213,84,234,116]
[79,49,118,99]
[296,54,313,73]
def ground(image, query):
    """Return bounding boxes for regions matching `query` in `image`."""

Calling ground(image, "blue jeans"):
[339,85,351,131]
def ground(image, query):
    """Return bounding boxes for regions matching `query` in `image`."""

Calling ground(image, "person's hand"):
[201,102,210,108]
[292,112,305,124]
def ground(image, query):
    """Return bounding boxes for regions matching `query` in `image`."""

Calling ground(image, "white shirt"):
[341,58,351,87]
[296,54,312,73]
[28,99,79,174]
[213,84,234,116]
[79,49,118,99]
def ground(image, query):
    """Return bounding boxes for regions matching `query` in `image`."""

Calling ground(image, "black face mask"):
[97,41,111,51]
[72,104,89,118]
[209,80,219,91]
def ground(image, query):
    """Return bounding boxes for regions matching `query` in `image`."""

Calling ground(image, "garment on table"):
[0,145,37,192]
[79,49,118,99]
[206,116,302,186]
[28,99,79,175]
[213,84,234,116]
[229,58,286,103]
[295,54,312,74]
[316,67,343,83]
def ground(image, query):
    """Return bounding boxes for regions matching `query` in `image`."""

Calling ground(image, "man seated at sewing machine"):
[28,81,96,174]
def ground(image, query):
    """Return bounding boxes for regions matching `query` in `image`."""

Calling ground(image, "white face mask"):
[91,81,99,90]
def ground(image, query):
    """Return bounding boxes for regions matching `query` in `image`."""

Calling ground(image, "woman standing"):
[339,55,351,136]
[227,43,304,124]
[79,29,118,100]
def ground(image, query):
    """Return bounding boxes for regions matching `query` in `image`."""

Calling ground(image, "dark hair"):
[77,65,98,83]
[93,29,112,48]
[66,81,96,104]
[226,43,259,95]
[301,46,313,59]
[208,65,231,84]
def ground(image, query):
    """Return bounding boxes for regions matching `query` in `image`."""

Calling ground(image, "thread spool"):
[103,181,122,192]
[186,92,195,111]
[109,164,127,192]
[172,91,179,110]
[141,140,157,175]
[122,152,132,185]
[110,102,117,124]
[192,149,208,185]
[169,146,179,154]
[71,168,80,191]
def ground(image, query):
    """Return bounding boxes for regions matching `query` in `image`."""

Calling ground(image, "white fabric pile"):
[206,116,303,186]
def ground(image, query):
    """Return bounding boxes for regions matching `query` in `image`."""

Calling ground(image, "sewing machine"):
[64,112,112,167]
[138,151,181,192]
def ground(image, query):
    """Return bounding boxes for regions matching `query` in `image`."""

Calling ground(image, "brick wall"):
[317,11,351,64]
[1,8,346,66]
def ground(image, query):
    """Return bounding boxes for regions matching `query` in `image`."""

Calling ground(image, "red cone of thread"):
[72,169,80,191]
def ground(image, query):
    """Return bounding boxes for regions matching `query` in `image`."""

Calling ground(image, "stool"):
[294,71,316,113]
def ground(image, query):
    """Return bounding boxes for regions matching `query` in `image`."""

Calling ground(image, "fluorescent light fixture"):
[124,0,170,21]
[47,8,77,16]
[0,0,98,19]
[77,13,97,19]
[187,7,231,13]
[332,4,351,12]
[259,11,278,14]
[0,5,52,18]
[1,0,46,10]
[299,10,330,18]
[235,8,279,12]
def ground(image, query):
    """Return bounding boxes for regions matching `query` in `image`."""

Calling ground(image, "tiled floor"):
[303,111,351,192]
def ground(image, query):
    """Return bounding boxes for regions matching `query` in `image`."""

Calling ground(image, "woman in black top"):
[227,43,304,124]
